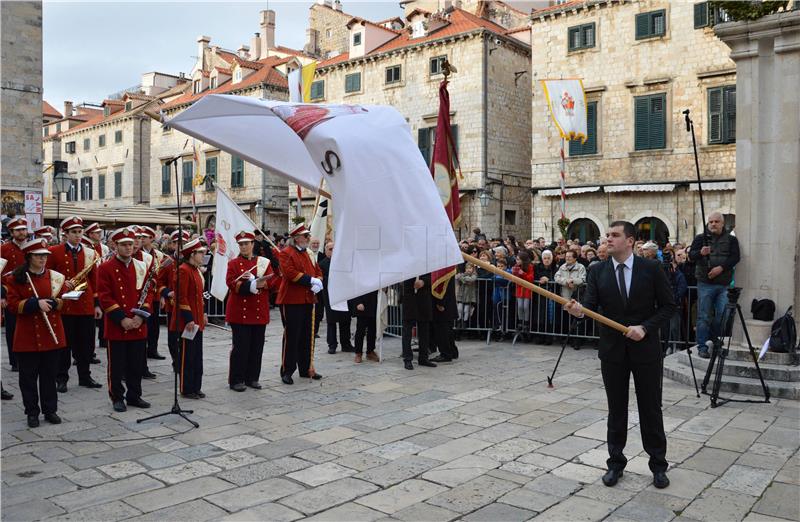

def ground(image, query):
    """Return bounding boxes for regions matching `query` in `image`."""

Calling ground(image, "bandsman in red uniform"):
[5,238,68,427]
[277,223,323,385]
[84,222,109,354]
[97,228,153,412]
[139,226,167,361]
[226,230,279,391]
[46,216,103,392]
[33,225,54,244]
[170,239,207,399]
[131,226,158,380]
[2,217,31,372]
[159,229,190,372]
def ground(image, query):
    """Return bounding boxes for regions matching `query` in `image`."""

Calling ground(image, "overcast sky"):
[42,1,405,109]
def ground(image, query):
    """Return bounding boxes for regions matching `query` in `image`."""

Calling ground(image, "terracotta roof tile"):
[271,45,314,58]
[214,66,232,75]
[532,0,584,16]
[318,52,350,68]
[43,101,62,118]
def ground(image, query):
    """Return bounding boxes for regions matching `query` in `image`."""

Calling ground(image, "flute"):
[25,272,59,344]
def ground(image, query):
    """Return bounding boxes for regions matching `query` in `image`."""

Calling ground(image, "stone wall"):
[1,1,43,192]
[307,4,353,57]
[530,0,737,242]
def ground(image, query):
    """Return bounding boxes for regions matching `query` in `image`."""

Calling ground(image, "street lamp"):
[52,161,71,240]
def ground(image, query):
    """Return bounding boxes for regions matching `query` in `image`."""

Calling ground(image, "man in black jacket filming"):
[565,221,675,490]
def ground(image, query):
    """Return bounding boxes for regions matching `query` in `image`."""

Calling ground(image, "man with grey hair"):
[641,242,659,260]
[689,211,740,358]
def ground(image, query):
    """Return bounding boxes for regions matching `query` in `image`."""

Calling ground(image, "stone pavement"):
[2,320,798,521]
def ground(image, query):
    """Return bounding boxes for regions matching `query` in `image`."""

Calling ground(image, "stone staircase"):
[663,319,800,400]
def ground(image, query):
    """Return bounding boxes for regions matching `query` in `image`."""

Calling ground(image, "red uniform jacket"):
[46,243,98,316]
[6,269,67,352]
[225,255,279,325]
[97,256,152,341]
[157,255,177,314]
[169,263,206,332]
[134,249,160,307]
[277,246,322,305]
[1,240,27,300]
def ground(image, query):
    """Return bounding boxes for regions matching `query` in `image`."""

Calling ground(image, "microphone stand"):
[138,156,199,428]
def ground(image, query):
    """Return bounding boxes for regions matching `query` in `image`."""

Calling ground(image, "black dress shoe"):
[127,398,151,408]
[182,392,200,399]
[230,383,247,392]
[148,353,167,360]
[404,362,414,370]
[341,346,355,353]
[56,381,68,393]
[113,401,127,412]
[91,357,102,364]
[418,361,437,368]
[1,389,13,400]
[328,348,337,354]
[44,413,62,424]
[79,378,103,389]
[602,468,623,487]
[431,356,452,363]
[247,381,262,389]
[27,415,39,428]
[653,471,670,489]
[281,375,294,385]
[197,391,206,398]
[142,371,157,380]
[310,374,322,380]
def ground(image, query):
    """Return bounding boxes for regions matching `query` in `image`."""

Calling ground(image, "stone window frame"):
[83,137,91,151]
[113,168,123,199]
[65,141,76,154]
[344,71,362,95]
[567,22,596,52]
[114,130,123,144]
[635,9,668,41]
[385,64,402,86]
[353,32,362,47]
[430,55,447,77]
[310,79,325,101]
[98,134,106,148]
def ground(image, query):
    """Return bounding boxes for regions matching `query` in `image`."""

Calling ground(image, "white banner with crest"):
[540,79,588,143]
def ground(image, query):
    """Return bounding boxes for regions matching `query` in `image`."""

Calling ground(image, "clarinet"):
[131,255,160,318]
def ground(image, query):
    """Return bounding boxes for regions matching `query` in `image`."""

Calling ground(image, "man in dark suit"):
[565,221,675,490]
[401,274,437,370]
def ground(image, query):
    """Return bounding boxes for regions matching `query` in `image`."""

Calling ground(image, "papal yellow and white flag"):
[540,79,588,143]
[288,62,318,103]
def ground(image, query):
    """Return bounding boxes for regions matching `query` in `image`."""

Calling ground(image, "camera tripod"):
[701,288,770,407]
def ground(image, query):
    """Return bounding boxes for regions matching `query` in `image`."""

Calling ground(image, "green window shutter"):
[652,11,665,36]
[418,128,431,166]
[162,164,171,195]
[583,24,595,48]
[231,156,244,187]
[98,175,105,200]
[568,27,580,51]
[634,96,650,150]
[694,2,709,28]
[310,80,324,100]
[649,94,666,149]
[724,86,736,143]
[569,101,597,156]
[708,87,722,144]
[205,158,217,190]
[182,162,193,192]
[635,13,650,39]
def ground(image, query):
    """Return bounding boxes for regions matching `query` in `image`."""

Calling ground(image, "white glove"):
[310,277,322,288]
[311,282,322,295]
[248,279,259,294]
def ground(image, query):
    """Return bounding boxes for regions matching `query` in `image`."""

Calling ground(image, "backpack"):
[751,298,776,322]
[769,307,797,355]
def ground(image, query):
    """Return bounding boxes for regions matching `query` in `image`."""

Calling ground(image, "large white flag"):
[209,187,257,301]
[540,79,588,143]
[309,193,329,244]
[167,95,462,306]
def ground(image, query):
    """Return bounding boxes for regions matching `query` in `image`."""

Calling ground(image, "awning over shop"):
[43,200,181,225]
[688,181,735,191]
[538,186,601,197]
[604,184,676,193]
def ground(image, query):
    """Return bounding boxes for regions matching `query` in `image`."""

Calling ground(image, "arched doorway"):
[567,218,600,244]
[635,216,669,245]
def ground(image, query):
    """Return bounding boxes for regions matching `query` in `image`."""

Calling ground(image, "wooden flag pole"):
[461,253,630,335]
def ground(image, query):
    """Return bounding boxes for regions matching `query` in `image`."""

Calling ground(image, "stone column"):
[715,11,800,343]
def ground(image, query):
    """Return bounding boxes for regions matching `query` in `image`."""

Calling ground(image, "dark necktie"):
[617,264,627,308]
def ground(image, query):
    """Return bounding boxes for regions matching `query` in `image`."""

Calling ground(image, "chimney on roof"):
[260,10,276,54]
[64,101,73,118]
[238,44,250,59]
[197,35,211,70]
[334,0,342,11]
[251,32,262,60]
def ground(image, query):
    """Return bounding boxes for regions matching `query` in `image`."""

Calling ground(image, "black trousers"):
[146,301,161,356]
[229,323,266,385]
[327,317,353,351]
[166,313,180,373]
[17,349,60,416]
[354,316,377,355]
[402,320,431,363]
[107,339,146,403]
[280,304,314,378]
[432,321,457,359]
[5,312,18,367]
[97,317,107,348]
[313,301,324,337]
[601,355,668,473]
[58,315,95,383]
[179,332,203,395]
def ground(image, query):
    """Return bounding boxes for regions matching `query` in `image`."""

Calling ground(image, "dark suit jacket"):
[580,256,675,365]
[402,274,432,322]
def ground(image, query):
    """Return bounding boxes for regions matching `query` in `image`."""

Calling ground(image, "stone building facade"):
[530,0,737,245]
[148,19,314,234]
[305,1,533,239]
[1,1,43,208]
